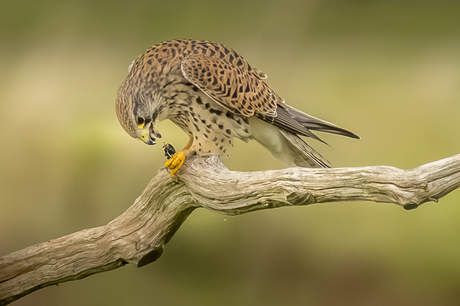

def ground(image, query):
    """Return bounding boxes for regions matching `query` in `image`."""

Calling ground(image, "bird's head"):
[116,85,162,146]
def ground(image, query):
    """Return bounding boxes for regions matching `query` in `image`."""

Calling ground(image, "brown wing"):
[180,53,284,117]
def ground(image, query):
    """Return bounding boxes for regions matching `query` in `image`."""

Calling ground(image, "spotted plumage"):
[116,39,359,172]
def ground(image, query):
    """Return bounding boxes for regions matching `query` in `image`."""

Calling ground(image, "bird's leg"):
[164,134,196,177]
[182,133,194,151]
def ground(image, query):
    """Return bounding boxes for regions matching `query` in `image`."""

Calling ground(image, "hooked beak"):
[142,137,156,145]
[140,124,162,145]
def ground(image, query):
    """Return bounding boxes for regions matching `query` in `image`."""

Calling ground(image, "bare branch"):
[1,153,460,305]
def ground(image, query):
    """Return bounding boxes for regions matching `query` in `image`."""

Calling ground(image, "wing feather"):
[181,53,283,117]
[180,43,358,144]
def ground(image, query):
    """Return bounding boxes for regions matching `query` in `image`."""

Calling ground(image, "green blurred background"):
[1,0,460,305]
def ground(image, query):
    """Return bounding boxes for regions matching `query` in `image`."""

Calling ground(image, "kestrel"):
[116,39,359,176]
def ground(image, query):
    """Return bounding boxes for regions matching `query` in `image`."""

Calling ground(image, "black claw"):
[163,143,176,159]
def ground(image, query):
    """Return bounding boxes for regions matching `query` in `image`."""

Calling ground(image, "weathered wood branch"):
[1,153,460,305]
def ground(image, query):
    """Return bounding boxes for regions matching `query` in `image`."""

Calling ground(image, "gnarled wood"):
[1,153,460,305]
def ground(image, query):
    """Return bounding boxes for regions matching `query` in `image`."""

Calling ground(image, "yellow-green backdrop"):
[1,0,460,305]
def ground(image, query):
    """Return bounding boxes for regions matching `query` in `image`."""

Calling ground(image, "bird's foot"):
[164,144,195,177]
[165,151,186,177]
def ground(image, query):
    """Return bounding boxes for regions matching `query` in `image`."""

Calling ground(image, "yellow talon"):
[165,151,186,177]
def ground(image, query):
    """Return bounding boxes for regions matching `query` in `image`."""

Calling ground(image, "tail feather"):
[279,129,331,168]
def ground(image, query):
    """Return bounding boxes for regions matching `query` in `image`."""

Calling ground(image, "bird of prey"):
[116,39,359,176]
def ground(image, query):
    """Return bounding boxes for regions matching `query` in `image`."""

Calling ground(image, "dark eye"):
[137,117,145,128]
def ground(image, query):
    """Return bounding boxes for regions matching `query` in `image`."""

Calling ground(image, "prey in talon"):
[116,39,359,176]
[163,143,176,159]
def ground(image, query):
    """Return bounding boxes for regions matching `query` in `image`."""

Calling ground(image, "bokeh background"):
[1,0,460,305]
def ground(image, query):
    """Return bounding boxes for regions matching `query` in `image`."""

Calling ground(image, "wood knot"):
[138,247,164,267]
[403,203,419,210]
